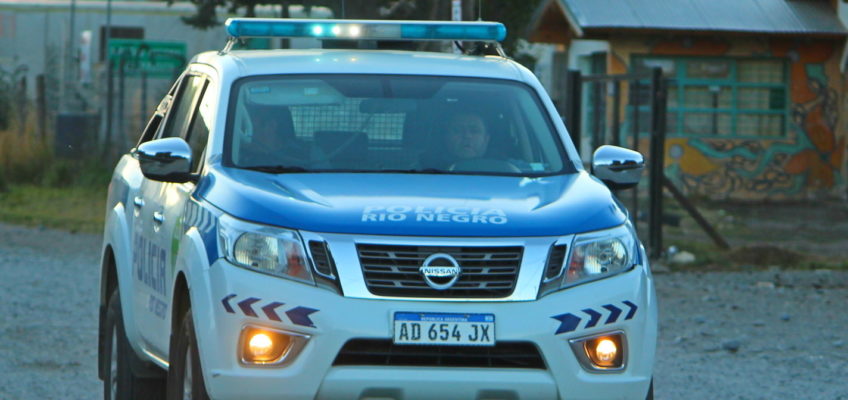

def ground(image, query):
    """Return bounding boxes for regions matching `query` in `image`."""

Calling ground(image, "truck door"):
[134,74,210,355]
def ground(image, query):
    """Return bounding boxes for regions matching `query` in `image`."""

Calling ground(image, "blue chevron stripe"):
[603,304,622,324]
[552,313,581,334]
[552,300,639,335]
[623,300,638,320]
[582,308,602,328]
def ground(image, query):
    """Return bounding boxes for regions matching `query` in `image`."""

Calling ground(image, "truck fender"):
[168,227,216,368]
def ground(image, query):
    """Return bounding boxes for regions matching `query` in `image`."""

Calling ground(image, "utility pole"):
[104,0,113,159]
[64,0,77,112]
[451,0,461,53]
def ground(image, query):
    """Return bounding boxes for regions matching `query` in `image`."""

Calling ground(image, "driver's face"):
[253,118,281,148]
[446,114,489,159]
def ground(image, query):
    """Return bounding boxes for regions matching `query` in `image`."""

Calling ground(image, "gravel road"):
[0,223,101,399]
[1,222,846,399]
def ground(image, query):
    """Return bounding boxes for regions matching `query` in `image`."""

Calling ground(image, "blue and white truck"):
[97,18,657,400]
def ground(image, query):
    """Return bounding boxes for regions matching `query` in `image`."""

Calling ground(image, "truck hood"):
[199,169,627,237]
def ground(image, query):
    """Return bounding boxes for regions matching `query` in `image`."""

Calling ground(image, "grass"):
[0,184,107,233]
[0,113,112,233]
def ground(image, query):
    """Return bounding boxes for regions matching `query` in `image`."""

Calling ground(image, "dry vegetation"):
[0,116,109,233]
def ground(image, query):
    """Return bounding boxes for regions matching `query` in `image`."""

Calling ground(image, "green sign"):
[108,39,187,78]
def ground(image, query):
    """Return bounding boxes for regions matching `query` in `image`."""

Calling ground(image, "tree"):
[171,0,543,60]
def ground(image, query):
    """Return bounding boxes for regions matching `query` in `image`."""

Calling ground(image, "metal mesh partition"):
[290,98,406,142]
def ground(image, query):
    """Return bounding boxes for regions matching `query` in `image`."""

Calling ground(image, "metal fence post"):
[630,79,641,229]
[36,74,47,144]
[611,79,621,147]
[118,55,126,158]
[141,70,148,132]
[564,70,582,152]
[592,81,603,151]
[648,67,667,259]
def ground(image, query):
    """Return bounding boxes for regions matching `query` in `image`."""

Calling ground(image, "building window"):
[632,56,789,137]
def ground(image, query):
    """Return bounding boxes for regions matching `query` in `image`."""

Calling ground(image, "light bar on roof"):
[225,18,507,42]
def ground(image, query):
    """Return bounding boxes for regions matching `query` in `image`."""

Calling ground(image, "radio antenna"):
[477,0,482,20]
[341,0,346,18]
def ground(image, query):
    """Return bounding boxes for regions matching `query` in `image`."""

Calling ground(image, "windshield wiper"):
[377,168,450,174]
[242,165,309,173]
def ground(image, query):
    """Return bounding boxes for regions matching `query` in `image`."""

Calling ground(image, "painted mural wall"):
[608,35,846,201]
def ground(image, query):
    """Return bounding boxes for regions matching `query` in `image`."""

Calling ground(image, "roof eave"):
[580,26,848,39]
[557,0,584,38]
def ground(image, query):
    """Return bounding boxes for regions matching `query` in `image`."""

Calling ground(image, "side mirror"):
[134,137,194,183]
[591,145,644,190]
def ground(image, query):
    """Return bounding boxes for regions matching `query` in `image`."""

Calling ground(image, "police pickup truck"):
[97,18,657,400]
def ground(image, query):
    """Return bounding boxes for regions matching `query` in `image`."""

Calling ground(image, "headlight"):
[218,214,315,284]
[566,225,635,285]
[540,224,637,296]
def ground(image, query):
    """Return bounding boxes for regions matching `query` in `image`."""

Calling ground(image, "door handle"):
[152,211,165,225]
[133,196,145,209]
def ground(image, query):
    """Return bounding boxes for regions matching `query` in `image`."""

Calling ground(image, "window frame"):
[156,73,208,141]
[631,55,791,138]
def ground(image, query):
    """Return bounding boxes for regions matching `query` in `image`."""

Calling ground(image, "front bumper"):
[189,259,657,400]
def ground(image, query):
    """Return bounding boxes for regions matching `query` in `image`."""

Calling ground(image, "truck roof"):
[192,48,527,81]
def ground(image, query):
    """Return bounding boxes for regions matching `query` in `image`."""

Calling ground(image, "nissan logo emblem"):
[419,253,461,290]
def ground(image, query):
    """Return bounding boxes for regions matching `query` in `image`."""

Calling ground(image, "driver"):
[444,111,490,161]
[243,106,309,166]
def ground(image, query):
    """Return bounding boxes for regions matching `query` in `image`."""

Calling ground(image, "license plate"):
[393,312,495,346]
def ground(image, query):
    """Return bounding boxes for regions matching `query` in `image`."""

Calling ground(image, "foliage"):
[0,61,29,131]
[0,114,112,189]
[0,114,110,233]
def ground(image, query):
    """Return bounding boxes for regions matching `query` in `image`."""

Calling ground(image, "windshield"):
[225,74,569,175]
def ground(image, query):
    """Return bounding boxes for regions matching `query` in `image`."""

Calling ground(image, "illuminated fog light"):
[239,326,310,366]
[311,25,324,36]
[331,25,341,35]
[595,339,618,363]
[248,333,274,358]
[569,332,626,372]
[348,25,362,37]
[241,328,289,364]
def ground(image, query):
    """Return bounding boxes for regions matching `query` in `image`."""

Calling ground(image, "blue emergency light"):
[225,18,507,42]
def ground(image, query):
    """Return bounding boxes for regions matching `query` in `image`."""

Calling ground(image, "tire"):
[167,308,210,400]
[103,290,166,400]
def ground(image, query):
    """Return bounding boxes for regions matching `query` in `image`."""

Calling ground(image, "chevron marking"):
[552,313,581,335]
[261,302,286,322]
[582,308,602,328]
[237,297,261,318]
[623,300,638,320]
[603,304,622,324]
[221,294,237,314]
[286,306,319,328]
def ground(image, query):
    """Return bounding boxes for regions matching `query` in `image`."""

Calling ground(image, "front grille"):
[308,241,336,277]
[356,244,523,298]
[333,339,546,369]
[544,244,568,280]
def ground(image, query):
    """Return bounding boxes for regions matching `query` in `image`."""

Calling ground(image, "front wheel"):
[167,308,210,400]
[102,290,166,400]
